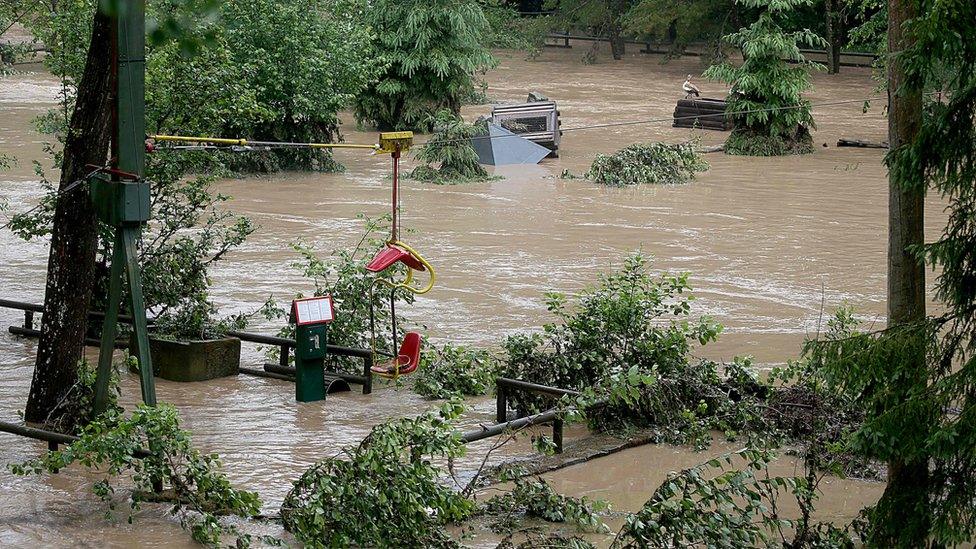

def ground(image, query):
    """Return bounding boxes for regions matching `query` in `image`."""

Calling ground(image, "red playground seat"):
[371,331,422,378]
[366,243,426,273]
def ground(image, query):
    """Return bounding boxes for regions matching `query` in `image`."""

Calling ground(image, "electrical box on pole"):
[291,296,335,403]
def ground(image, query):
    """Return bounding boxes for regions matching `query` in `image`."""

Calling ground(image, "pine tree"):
[703,0,826,155]
[354,0,496,131]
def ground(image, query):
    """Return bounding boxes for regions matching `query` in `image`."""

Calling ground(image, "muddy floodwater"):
[0,43,940,546]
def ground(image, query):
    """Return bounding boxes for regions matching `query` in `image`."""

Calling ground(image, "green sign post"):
[92,0,157,414]
[291,296,335,402]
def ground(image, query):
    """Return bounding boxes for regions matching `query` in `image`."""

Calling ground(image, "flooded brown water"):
[0,43,938,546]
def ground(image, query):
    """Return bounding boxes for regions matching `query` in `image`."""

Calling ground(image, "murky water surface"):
[0,45,935,546]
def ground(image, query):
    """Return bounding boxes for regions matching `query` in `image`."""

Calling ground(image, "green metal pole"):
[123,227,156,406]
[116,0,146,176]
[92,0,155,415]
[92,233,126,415]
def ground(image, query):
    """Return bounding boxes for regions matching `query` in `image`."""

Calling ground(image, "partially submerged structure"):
[672,98,731,131]
[490,101,562,156]
[471,123,552,166]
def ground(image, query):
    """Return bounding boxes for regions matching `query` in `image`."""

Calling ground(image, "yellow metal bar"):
[306,143,380,150]
[150,134,248,146]
[148,134,381,150]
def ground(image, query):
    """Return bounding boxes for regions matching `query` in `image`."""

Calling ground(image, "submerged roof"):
[471,123,551,166]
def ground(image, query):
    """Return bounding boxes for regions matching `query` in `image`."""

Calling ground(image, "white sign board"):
[292,295,335,326]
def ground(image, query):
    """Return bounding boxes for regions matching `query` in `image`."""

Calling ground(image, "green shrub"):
[500,253,722,416]
[724,126,814,156]
[585,142,708,186]
[482,474,610,535]
[611,448,862,548]
[10,405,263,548]
[414,343,500,399]
[281,399,473,548]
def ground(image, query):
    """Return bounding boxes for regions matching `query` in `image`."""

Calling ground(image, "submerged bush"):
[500,253,722,415]
[281,400,473,548]
[724,126,814,156]
[585,142,708,186]
[611,448,861,548]
[414,343,500,399]
[482,474,610,535]
[10,405,263,547]
[409,112,496,185]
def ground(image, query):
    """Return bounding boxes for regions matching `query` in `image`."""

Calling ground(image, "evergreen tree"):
[811,0,976,543]
[703,0,826,155]
[354,0,496,131]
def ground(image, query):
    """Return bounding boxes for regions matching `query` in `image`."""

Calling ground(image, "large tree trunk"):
[874,0,929,544]
[607,0,627,60]
[825,0,842,74]
[24,9,114,425]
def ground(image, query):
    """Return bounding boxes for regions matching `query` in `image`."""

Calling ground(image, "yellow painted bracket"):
[377,131,414,154]
[376,240,435,295]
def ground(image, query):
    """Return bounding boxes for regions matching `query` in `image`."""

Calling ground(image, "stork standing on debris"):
[682,74,701,98]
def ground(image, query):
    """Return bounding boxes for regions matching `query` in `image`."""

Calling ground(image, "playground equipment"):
[363,131,434,379]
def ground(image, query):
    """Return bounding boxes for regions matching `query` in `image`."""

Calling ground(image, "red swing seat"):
[366,243,426,273]
[371,331,422,377]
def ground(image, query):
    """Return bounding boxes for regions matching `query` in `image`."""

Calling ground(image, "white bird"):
[682,75,701,99]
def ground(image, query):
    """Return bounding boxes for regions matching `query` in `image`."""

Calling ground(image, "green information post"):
[291,296,335,402]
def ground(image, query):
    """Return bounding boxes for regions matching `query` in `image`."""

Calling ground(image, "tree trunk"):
[825,0,842,74]
[874,0,929,544]
[607,0,627,60]
[24,9,114,425]
[609,29,625,60]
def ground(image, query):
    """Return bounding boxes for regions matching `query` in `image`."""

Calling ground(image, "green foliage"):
[9,155,254,323]
[496,530,596,549]
[145,0,380,172]
[42,358,122,434]
[21,0,378,172]
[500,253,722,416]
[409,111,495,184]
[150,294,248,341]
[585,142,709,186]
[703,0,825,156]
[482,474,610,535]
[724,126,813,155]
[844,0,886,54]
[281,399,472,548]
[263,215,414,372]
[479,0,551,53]
[354,0,496,131]
[624,0,736,57]
[9,405,263,548]
[572,357,771,449]
[810,0,976,543]
[611,448,862,548]
[414,343,500,399]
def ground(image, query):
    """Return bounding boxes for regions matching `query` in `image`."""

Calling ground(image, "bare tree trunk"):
[24,9,114,425]
[873,0,929,544]
[607,0,627,60]
[825,0,842,74]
